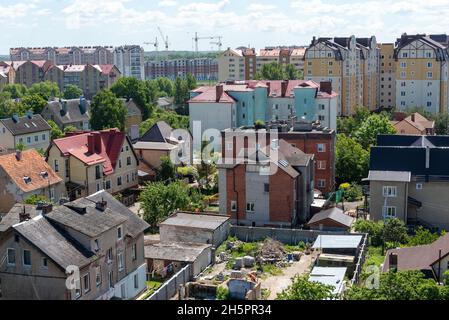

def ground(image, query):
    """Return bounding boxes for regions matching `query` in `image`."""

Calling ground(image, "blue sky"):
[1,0,449,53]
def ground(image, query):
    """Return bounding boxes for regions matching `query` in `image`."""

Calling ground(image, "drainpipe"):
[438,249,442,284]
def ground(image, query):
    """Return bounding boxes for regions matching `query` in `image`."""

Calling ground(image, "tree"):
[276,275,336,300]
[285,64,302,80]
[337,106,370,137]
[139,181,191,228]
[156,156,176,182]
[382,218,408,244]
[48,120,64,140]
[434,112,449,135]
[16,141,25,151]
[21,94,47,114]
[0,92,26,118]
[90,90,127,131]
[28,81,60,100]
[155,77,174,96]
[255,62,286,80]
[63,125,78,135]
[354,219,384,246]
[110,77,152,120]
[63,85,83,99]
[407,226,440,246]
[354,113,396,149]
[2,84,27,99]
[336,134,369,184]
[173,77,189,108]
[25,194,51,205]
[186,73,197,91]
[139,109,189,135]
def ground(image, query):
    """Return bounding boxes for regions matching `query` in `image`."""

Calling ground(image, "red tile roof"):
[0,149,62,193]
[188,87,236,104]
[52,128,125,176]
[97,64,116,75]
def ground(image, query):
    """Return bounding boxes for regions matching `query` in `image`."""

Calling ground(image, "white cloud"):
[158,0,177,7]
[246,4,277,12]
[179,0,230,13]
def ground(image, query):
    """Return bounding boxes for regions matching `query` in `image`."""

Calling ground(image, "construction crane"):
[210,36,223,52]
[157,26,169,52]
[144,37,159,61]
[193,32,223,53]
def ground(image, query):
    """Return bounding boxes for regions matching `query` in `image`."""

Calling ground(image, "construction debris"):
[256,238,286,264]
[243,256,255,267]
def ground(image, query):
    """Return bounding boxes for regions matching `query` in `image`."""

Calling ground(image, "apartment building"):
[221,120,336,194]
[0,190,149,300]
[10,46,114,65]
[0,149,65,214]
[0,114,51,154]
[304,36,380,115]
[46,129,139,201]
[0,62,15,90]
[114,45,145,80]
[145,57,218,81]
[368,134,449,230]
[394,34,449,114]
[379,43,396,109]
[218,47,305,82]
[218,139,315,227]
[189,80,338,134]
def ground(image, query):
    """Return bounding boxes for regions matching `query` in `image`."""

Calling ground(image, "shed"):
[307,207,354,231]
[159,212,230,248]
[312,235,363,255]
[309,267,347,297]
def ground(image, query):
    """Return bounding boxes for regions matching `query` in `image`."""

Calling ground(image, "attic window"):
[24,123,30,128]
[23,176,32,184]
[40,171,49,179]
[32,122,37,127]
[278,159,289,167]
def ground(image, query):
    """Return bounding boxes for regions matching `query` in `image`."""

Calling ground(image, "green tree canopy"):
[48,119,64,140]
[155,77,174,96]
[434,112,449,135]
[139,108,189,135]
[2,84,28,99]
[156,156,176,182]
[255,62,286,80]
[21,94,47,114]
[337,106,370,137]
[336,134,369,184]
[186,73,198,91]
[382,218,408,244]
[276,275,336,300]
[110,77,153,120]
[354,113,396,149]
[173,77,189,109]
[25,194,52,205]
[90,90,127,131]
[63,85,83,99]
[0,92,26,118]
[28,81,60,100]
[285,64,303,80]
[407,226,441,247]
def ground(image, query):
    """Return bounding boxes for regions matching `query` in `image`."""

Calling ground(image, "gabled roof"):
[14,215,95,270]
[43,99,90,125]
[188,87,236,104]
[0,149,62,193]
[393,113,435,133]
[307,207,354,228]
[0,114,51,136]
[140,121,173,143]
[52,128,129,176]
[0,204,40,233]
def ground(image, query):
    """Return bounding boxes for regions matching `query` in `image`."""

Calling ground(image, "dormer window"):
[40,171,49,179]
[23,176,32,184]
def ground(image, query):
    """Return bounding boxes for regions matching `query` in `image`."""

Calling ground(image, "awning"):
[408,196,422,208]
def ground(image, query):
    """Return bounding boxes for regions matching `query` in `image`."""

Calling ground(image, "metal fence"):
[350,233,369,285]
[146,264,191,300]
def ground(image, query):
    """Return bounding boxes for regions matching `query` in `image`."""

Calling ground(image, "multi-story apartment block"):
[218,139,315,227]
[46,129,139,201]
[146,57,218,81]
[114,45,145,80]
[0,190,149,300]
[394,34,449,114]
[0,62,15,90]
[0,114,51,154]
[221,121,336,194]
[304,36,380,115]
[189,80,338,134]
[379,43,396,109]
[218,47,305,82]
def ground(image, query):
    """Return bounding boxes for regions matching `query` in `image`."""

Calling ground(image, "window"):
[7,248,15,266]
[23,250,31,267]
[27,137,31,144]
[54,160,59,172]
[416,183,423,190]
[107,248,113,264]
[226,143,233,151]
[41,257,48,269]
[34,135,38,142]
[65,159,70,178]
[93,239,100,251]
[264,183,269,192]
[402,52,408,58]
[318,115,325,121]
[400,71,406,78]
[317,179,326,188]
[246,202,255,213]
[427,62,433,68]
[108,271,114,288]
[50,188,55,201]
[105,180,111,190]
[95,165,101,180]
[134,274,139,289]
[117,176,122,186]
[318,161,327,170]
[427,72,433,79]
[383,186,397,197]
[231,201,237,212]
[118,252,124,272]
[83,273,90,293]
[317,143,326,153]
[95,266,102,286]
[427,101,432,107]
[383,206,397,218]
[126,156,131,166]
[119,159,122,168]
[117,226,123,240]
[400,62,406,68]
[132,243,137,261]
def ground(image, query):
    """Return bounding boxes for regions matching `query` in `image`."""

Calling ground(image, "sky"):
[1,0,449,53]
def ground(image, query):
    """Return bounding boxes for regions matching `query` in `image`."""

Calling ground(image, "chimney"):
[15,150,22,161]
[216,84,224,102]
[389,252,398,271]
[93,132,102,154]
[42,203,53,214]
[19,206,31,222]
[61,100,68,117]
[96,200,107,212]
[425,146,430,169]
[281,80,288,97]
[411,113,416,122]
[87,134,95,154]
[320,81,332,95]
[79,97,87,114]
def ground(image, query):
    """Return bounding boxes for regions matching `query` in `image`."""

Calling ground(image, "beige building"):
[46,128,139,201]
[0,149,65,214]
[4,60,53,88]
[392,112,435,135]
[369,135,449,230]
[379,43,396,109]
[304,36,380,115]
[120,98,142,134]
[0,190,149,300]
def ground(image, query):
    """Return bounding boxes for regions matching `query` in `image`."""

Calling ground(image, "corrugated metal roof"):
[368,170,411,182]
[312,235,362,249]
[309,267,347,295]
[144,242,211,262]
[160,212,229,230]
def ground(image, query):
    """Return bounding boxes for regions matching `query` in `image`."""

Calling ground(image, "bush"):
[354,219,384,246]
[216,286,229,300]
[343,184,363,202]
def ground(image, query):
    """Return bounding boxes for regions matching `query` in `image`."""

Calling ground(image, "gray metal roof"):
[144,242,211,262]
[43,99,90,125]
[133,141,177,151]
[368,170,411,182]
[14,215,95,270]
[0,204,41,233]
[160,212,229,230]
[1,114,51,135]
[307,207,354,228]
[312,235,363,249]
[309,267,347,295]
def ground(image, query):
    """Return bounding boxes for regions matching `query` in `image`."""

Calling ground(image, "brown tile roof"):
[0,149,62,193]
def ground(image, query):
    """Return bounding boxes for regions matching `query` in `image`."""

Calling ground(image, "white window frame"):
[96,266,102,286]
[382,186,397,198]
[317,179,326,188]
[230,201,237,212]
[83,273,91,293]
[246,202,255,213]
[107,248,113,264]
[134,273,139,289]
[41,257,48,269]
[383,206,397,218]
[416,183,423,190]
[317,143,326,153]
[317,160,327,170]
[118,252,124,272]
